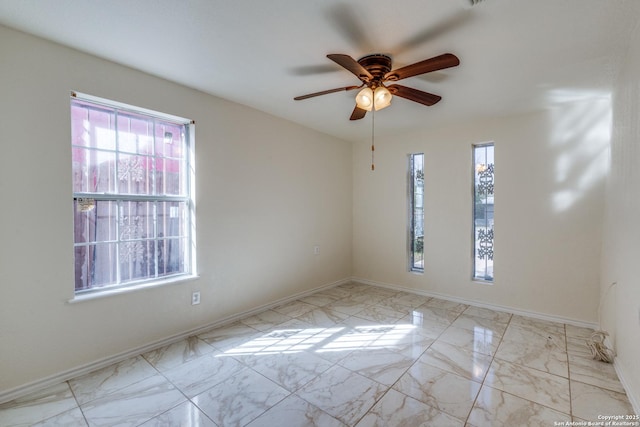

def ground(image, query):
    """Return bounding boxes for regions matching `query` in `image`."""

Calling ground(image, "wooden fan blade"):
[350,106,367,120]
[384,53,460,81]
[327,54,373,82]
[387,84,442,106]
[294,85,360,101]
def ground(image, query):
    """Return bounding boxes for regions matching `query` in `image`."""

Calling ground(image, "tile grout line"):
[204,303,351,426]
[66,380,90,427]
[364,299,473,425]
[476,316,585,421]
[348,288,435,427]
[462,310,513,426]
[142,353,203,427]
[566,323,574,420]
[307,287,426,426]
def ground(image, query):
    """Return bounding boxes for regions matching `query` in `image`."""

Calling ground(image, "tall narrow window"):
[409,153,424,272]
[473,143,494,281]
[71,93,195,294]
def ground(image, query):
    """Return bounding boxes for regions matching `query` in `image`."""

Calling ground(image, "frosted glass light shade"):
[355,87,374,111]
[373,86,392,110]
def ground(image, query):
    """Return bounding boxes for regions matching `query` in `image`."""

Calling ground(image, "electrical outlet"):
[192,291,201,305]
[313,245,320,255]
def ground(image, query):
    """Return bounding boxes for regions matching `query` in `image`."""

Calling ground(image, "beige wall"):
[601,22,640,409]
[352,101,609,323]
[0,25,352,394]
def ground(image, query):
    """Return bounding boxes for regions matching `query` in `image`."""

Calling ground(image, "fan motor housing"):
[358,54,392,83]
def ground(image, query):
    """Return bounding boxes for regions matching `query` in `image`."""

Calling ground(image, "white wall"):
[601,21,640,410]
[353,101,609,323]
[0,25,352,395]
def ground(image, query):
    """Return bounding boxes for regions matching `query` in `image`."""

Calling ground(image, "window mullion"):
[153,201,158,279]
[184,126,192,274]
[114,110,120,194]
[115,200,121,285]
[113,111,122,286]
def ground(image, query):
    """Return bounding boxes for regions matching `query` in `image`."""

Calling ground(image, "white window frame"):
[408,153,425,273]
[472,142,494,282]
[71,92,196,296]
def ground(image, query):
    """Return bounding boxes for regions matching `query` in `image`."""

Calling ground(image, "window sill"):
[67,274,200,304]
[472,278,494,285]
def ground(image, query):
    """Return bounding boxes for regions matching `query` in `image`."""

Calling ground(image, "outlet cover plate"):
[192,291,201,305]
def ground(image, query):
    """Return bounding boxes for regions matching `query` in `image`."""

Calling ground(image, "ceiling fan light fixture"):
[295,52,459,120]
[373,86,392,110]
[355,86,392,111]
[355,87,374,111]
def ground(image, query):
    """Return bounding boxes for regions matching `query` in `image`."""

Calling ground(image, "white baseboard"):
[614,361,640,415]
[0,277,351,405]
[351,276,599,330]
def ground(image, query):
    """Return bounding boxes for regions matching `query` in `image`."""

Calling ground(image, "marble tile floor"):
[1,282,636,426]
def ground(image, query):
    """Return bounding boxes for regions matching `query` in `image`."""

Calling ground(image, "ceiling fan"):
[294,52,460,120]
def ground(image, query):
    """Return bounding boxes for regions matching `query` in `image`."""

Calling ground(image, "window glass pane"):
[72,148,116,193]
[157,238,187,276]
[409,153,424,272]
[119,240,151,283]
[157,201,187,238]
[155,157,186,196]
[71,102,116,150]
[120,200,155,240]
[117,112,154,155]
[118,200,154,283]
[155,122,184,159]
[473,144,494,281]
[117,154,153,195]
[75,243,118,292]
[74,200,117,244]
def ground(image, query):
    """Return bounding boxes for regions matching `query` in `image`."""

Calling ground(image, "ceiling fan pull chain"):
[371,106,375,171]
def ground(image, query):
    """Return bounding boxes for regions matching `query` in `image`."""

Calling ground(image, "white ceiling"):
[1,0,638,142]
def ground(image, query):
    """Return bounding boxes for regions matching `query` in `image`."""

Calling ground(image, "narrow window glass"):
[473,143,494,281]
[71,93,194,294]
[409,153,424,272]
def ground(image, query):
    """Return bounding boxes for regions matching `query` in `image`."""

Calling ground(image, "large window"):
[71,93,195,294]
[473,143,494,281]
[408,153,424,272]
